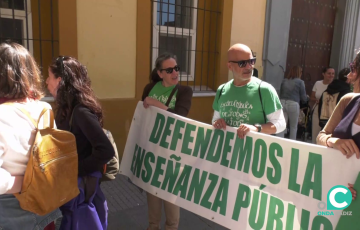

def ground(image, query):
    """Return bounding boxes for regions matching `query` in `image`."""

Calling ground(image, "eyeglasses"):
[160,66,180,74]
[229,58,256,68]
[349,62,356,73]
[56,56,65,75]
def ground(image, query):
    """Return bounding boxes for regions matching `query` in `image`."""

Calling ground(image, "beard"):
[233,69,253,82]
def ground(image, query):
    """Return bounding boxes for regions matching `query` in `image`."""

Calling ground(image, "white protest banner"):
[120,102,360,230]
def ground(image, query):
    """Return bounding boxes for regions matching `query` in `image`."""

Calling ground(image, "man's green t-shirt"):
[212,77,282,127]
[148,81,177,109]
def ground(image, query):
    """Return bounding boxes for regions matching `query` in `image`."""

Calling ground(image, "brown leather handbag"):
[8,103,79,215]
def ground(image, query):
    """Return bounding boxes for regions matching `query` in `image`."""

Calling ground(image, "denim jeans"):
[278,99,300,140]
[0,194,62,230]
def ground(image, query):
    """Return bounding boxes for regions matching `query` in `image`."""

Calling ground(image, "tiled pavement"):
[101,175,228,230]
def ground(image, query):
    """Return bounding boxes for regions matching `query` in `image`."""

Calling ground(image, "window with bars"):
[0,0,33,53]
[0,0,59,73]
[151,0,221,93]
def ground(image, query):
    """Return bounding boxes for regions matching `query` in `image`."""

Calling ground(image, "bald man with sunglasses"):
[212,44,286,138]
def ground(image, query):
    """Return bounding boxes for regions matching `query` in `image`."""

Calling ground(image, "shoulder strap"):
[37,107,54,129]
[349,94,360,105]
[69,104,81,130]
[165,85,179,107]
[5,103,37,127]
[258,81,267,123]
[142,82,157,101]
[4,102,54,129]
[217,84,226,102]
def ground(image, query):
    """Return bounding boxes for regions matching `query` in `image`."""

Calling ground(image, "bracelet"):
[325,136,332,147]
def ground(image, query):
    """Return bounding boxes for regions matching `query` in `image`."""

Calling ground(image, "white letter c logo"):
[329,187,348,208]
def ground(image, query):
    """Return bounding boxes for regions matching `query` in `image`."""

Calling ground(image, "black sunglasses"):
[349,62,356,73]
[229,58,256,68]
[56,56,65,75]
[160,66,180,74]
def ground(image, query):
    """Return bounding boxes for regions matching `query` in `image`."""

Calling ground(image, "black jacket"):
[56,105,115,177]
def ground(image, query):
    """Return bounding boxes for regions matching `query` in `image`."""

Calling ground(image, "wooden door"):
[286,0,337,94]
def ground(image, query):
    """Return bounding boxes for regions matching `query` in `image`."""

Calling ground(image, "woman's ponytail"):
[150,68,162,83]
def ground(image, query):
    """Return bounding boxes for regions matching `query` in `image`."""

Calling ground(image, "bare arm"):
[261,123,277,134]
[310,91,317,103]
[317,94,360,159]
[236,109,285,138]
[317,93,355,146]
[143,97,168,110]
[5,176,23,194]
[142,83,169,110]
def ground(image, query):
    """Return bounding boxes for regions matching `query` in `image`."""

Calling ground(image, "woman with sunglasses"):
[278,66,308,140]
[46,56,115,229]
[310,67,335,143]
[317,51,360,200]
[142,52,193,230]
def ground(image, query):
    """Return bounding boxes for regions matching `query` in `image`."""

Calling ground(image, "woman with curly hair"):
[47,56,115,229]
[317,50,360,200]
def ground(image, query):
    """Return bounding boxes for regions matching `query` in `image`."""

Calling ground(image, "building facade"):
[263,0,360,93]
[2,0,359,158]
[1,0,268,159]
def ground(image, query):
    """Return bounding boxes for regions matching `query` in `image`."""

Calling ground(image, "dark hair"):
[322,66,334,74]
[0,42,44,99]
[352,50,360,80]
[286,66,302,79]
[338,68,350,82]
[49,56,103,126]
[150,52,177,83]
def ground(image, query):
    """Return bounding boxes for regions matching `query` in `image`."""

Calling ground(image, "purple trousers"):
[59,171,108,230]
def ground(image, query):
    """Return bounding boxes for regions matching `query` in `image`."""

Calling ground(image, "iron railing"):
[151,0,221,93]
[0,0,59,72]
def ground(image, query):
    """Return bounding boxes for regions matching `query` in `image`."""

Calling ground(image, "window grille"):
[0,0,59,72]
[151,0,221,93]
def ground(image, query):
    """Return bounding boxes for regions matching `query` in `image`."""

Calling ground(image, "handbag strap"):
[69,104,81,130]
[4,102,53,129]
[258,81,267,123]
[165,85,179,107]
[5,102,37,127]
[217,84,226,102]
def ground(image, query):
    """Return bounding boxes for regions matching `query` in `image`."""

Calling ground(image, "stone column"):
[262,0,293,91]
[331,0,360,70]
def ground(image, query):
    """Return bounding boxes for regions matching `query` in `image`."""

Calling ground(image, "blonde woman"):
[278,66,308,140]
